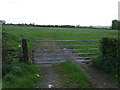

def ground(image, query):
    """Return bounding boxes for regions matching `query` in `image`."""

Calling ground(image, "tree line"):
[5,20,120,30]
[6,23,111,29]
[6,23,76,28]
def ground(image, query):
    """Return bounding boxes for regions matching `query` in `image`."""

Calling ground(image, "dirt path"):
[34,40,75,88]
[33,41,118,88]
[74,62,118,88]
[35,64,62,88]
[67,48,118,88]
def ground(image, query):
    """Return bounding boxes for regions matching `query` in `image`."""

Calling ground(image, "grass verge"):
[2,62,43,88]
[54,61,90,88]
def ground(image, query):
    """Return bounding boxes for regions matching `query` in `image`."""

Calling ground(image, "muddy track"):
[35,64,62,88]
[34,41,76,88]
[66,49,118,88]
[33,41,118,88]
[74,62,118,88]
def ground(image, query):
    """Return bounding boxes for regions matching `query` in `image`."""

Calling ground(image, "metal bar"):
[33,61,65,64]
[33,40,99,42]
[33,52,101,56]
[33,56,97,61]
[33,60,92,64]
[76,56,97,59]
[33,58,72,61]
[75,60,92,62]
[32,48,99,52]
[33,44,99,47]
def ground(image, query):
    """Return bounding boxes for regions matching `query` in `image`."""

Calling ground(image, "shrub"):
[92,37,119,80]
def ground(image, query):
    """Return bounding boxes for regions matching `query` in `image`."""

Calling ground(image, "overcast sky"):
[0,0,119,26]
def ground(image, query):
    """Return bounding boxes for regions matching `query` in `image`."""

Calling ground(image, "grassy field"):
[4,25,118,46]
[4,25,118,58]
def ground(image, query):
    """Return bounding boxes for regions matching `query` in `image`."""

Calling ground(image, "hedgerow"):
[92,37,120,81]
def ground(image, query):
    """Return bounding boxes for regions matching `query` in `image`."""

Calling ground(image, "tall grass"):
[2,62,42,88]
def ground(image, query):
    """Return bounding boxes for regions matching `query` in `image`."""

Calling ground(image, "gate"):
[32,40,101,64]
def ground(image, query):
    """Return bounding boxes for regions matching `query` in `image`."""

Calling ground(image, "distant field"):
[3,25,118,58]
[4,25,118,46]
[3,25,118,57]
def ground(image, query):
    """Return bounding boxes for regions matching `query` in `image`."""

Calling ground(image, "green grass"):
[4,25,118,58]
[2,62,43,88]
[54,61,90,88]
[4,25,118,48]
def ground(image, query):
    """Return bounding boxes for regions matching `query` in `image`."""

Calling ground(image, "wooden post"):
[22,39,29,62]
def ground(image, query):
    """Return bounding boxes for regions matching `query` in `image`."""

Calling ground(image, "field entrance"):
[32,40,100,64]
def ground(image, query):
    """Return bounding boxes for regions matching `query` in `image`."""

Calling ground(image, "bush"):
[92,37,119,79]
[100,37,118,58]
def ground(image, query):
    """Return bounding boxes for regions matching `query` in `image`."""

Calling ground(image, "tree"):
[112,20,119,30]
[118,21,120,30]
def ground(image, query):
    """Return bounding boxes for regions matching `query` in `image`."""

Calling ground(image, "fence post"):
[22,39,29,62]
